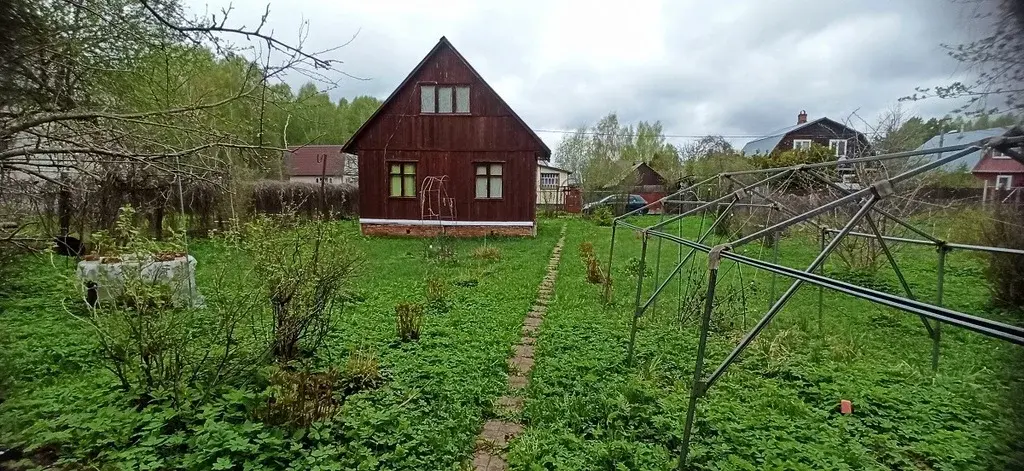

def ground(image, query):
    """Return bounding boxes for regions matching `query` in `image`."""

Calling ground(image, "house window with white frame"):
[793,139,812,151]
[829,139,848,158]
[992,148,1009,159]
[540,172,559,189]
[996,175,1013,190]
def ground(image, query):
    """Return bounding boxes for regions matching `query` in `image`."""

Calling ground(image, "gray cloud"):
[186,0,984,150]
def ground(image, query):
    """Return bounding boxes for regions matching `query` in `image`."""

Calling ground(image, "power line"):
[530,128,764,139]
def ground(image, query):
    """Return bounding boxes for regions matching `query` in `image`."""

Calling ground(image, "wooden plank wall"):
[353,45,545,222]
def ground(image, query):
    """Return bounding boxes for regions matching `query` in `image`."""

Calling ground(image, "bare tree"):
[0,0,355,250]
[905,0,1024,116]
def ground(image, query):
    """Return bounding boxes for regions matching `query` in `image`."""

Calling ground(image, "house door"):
[996,175,1013,190]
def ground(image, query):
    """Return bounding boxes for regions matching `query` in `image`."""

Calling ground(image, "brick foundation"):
[361,223,535,238]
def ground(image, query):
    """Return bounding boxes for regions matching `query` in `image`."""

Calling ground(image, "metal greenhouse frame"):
[604,128,1024,469]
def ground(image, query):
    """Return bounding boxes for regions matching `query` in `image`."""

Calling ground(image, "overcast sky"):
[185,0,984,150]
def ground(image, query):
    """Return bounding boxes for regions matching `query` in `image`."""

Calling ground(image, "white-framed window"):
[996,175,1013,190]
[420,84,470,114]
[315,177,334,184]
[992,149,1009,159]
[829,139,848,158]
[540,172,559,189]
[793,139,812,151]
[475,163,503,198]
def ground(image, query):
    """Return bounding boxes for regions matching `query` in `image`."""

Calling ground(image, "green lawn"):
[0,219,561,470]
[509,217,1023,470]
[0,216,1021,470]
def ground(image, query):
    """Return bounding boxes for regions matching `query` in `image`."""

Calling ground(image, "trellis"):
[604,128,1024,469]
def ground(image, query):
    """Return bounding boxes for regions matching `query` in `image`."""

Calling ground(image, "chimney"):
[797,110,808,124]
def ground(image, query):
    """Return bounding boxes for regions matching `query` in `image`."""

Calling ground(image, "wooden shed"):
[341,36,550,237]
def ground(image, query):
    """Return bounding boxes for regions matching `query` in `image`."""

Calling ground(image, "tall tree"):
[552,112,681,189]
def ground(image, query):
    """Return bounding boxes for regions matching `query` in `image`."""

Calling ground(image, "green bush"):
[984,206,1024,309]
[592,206,614,226]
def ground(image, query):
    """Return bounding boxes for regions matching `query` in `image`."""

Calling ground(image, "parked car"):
[582,194,650,215]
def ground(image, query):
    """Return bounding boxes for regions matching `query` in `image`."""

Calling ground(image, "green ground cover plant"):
[509,217,1024,470]
[0,219,560,469]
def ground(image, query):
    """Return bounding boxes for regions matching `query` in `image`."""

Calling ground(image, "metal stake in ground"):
[626,233,649,367]
[677,243,727,470]
[933,245,948,372]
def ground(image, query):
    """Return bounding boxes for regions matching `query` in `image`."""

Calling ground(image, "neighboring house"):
[341,37,550,237]
[973,144,1024,201]
[741,111,869,159]
[536,162,572,209]
[283,145,357,185]
[915,127,1009,172]
[606,162,667,212]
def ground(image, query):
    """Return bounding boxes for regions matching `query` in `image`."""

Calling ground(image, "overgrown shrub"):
[578,242,604,284]
[72,206,261,401]
[424,234,457,265]
[250,180,357,219]
[396,302,424,342]
[984,205,1024,309]
[425,277,451,312]
[624,257,652,279]
[340,349,385,396]
[472,245,501,261]
[262,365,341,427]
[237,216,362,362]
[591,206,614,226]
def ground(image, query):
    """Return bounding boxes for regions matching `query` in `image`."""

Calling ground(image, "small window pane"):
[490,163,502,175]
[438,87,453,113]
[421,86,435,113]
[390,176,401,196]
[490,177,502,198]
[476,165,487,175]
[404,163,416,174]
[391,164,400,174]
[455,87,470,113]
[476,176,488,198]
[403,176,415,197]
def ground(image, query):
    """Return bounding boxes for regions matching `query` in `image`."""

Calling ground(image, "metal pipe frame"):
[717,135,1023,179]
[644,228,1024,345]
[723,174,827,231]
[677,197,877,467]
[728,145,982,249]
[625,199,738,366]
[802,169,943,244]
[615,175,719,221]
[821,229,1024,256]
[663,200,776,209]
[614,129,1024,468]
[649,169,795,231]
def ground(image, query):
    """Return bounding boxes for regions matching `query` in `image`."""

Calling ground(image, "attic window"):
[992,149,1009,159]
[420,84,470,114]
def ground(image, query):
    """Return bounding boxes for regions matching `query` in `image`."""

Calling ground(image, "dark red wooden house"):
[342,37,550,237]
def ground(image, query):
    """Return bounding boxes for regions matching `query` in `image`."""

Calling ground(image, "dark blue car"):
[582,194,649,215]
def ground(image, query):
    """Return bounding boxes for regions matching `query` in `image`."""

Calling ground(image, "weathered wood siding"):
[778,120,870,156]
[349,42,545,222]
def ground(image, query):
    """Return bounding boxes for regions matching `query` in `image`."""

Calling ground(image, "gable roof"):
[284,145,355,177]
[539,162,572,174]
[615,162,666,187]
[915,127,1010,171]
[740,117,862,155]
[341,36,550,159]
